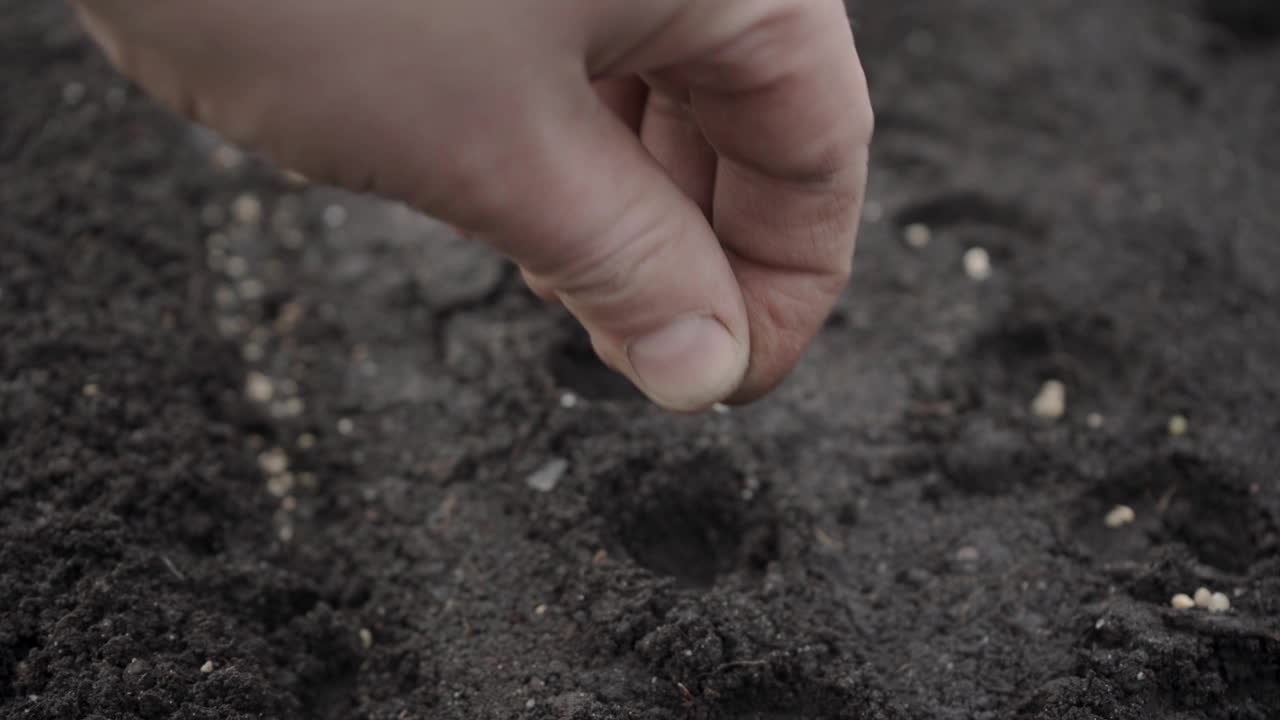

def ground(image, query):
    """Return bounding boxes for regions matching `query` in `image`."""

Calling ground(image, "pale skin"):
[74,0,873,412]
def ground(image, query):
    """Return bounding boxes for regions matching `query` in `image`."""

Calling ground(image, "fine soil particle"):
[3,2,1279,719]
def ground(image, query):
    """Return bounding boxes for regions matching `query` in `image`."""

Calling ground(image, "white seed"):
[1031,379,1066,420]
[559,392,578,409]
[1170,593,1195,610]
[337,417,354,435]
[245,371,274,403]
[526,457,568,493]
[1194,587,1213,608]
[1168,414,1189,437]
[358,628,373,649]
[1086,412,1105,429]
[199,660,214,674]
[963,247,992,281]
[258,447,289,476]
[231,194,262,225]
[1104,504,1135,528]
[903,222,931,248]
[534,604,547,616]
[1207,592,1231,613]
[322,204,348,229]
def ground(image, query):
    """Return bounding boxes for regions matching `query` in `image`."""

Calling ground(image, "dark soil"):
[3,1,1279,718]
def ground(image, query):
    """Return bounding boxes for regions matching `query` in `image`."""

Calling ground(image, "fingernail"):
[627,315,745,412]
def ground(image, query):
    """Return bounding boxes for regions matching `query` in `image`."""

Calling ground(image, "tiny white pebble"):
[955,546,980,562]
[1170,593,1195,610]
[245,371,274,403]
[903,223,931,248]
[337,417,354,435]
[526,457,568,493]
[1086,412,1104,429]
[711,403,730,415]
[1136,671,1144,681]
[559,392,578,409]
[258,447,289,476]
[1104,504,1135,528]
[1031,379,1066,420]
[322,204,348,229]
[1168,414,1189,437]
[963,247,992,281]
[199,660,214,674]
[232,194,262,225]
[82,383,99,398]
[358,628,373,649]
[526,699,536,710]
[534,604,547,616]
[62,81,86,106]
[1207,592,1231,613]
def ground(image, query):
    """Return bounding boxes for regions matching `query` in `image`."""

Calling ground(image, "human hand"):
[74,0,872,412]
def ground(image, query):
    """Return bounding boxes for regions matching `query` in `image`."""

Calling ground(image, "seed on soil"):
[963,247,992,281]
[358,628,373,649]
[534,604,547,616]
[1031,379,1066,420]
[1167,414,1188,436]
[526,457,568,493]
[258,447,289,476]
[1170,593,1195,610]
[245,371,274,403]
[296,433,316,450]
[1086,412,1105,429]
[903,222,932,248]
[559,392,578,409]
[224,255,248,279]
[231,194,262,225]
[81,383,99,398]
[1193,587,1212,608]
[322,204,348,229]
[1104,504,1135,528]
[337,417,354,435]
[199,660,214,674]
[1208,592,1231,613]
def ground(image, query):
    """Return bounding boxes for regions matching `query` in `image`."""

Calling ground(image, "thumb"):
[487,85,748,412]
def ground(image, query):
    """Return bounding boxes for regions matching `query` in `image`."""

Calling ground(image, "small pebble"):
[199,660,214,674]
[1030,379,1066,420]
[903,222,931,248]
[1207,592,1231,613]
[1168,414,1189,437]
[526,699,536,710]
[245,371,274,403]
[232,194,262,225]
[322,204,348,229]
[534,604,547,616]
[277,524,294,542]
[559,392,578,409]
[1086,412,1105,429]
[963,247,992,281]
[258,447,289,476]
[337,417,354,435]
[1194,587,1213,608]
[266,473,294,498]
[526,457,568,493]
[711,403,730,415]
[1104,504,1135,528]
[82,383,99,398]
[358,628,373,649]
[955,546,980,562]
[1170,593,1195,610]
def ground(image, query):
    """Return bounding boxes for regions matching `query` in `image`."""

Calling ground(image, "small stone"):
[358,628,373,649]
[258,447,289,476]
[534,604,547,616]
[199,660,214,674]
[322,204,348,229]
[526,699,537,710]
[955,546,980,563]
[903,222,931,248]
[526,457,568,493]
[232,194,262,225]
[1030,379,1066,420]
[245,372,274,403]
[1194,587,1213,608]
[266,473,294,498]
[711,403,730,415]
[277,524,294,542]
[1086,412,1105,429]
[82,383,99,398]
[337,417,354,435]
[1170,593,1195,610]
[963,247,992,281]
[559,392,578,409]
[1207,592,1231,613]
[1168,414,1189,437]
[1104,504,1136,528]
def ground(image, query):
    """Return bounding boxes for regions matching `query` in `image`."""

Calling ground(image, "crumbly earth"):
[3,1,1279,719]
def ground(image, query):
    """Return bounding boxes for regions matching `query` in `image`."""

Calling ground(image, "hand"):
[75,0,872,412]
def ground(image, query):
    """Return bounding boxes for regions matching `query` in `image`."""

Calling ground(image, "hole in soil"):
[1068,451,1273,573]
[593,452,777,589]
[548,326,642,402]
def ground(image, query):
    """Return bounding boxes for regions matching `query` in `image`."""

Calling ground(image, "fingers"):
[488,84,749,412]
[677,0,873,402]
[640,88,718,219]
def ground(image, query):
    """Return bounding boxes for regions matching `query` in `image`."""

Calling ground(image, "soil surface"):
[3,2,1280,719]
